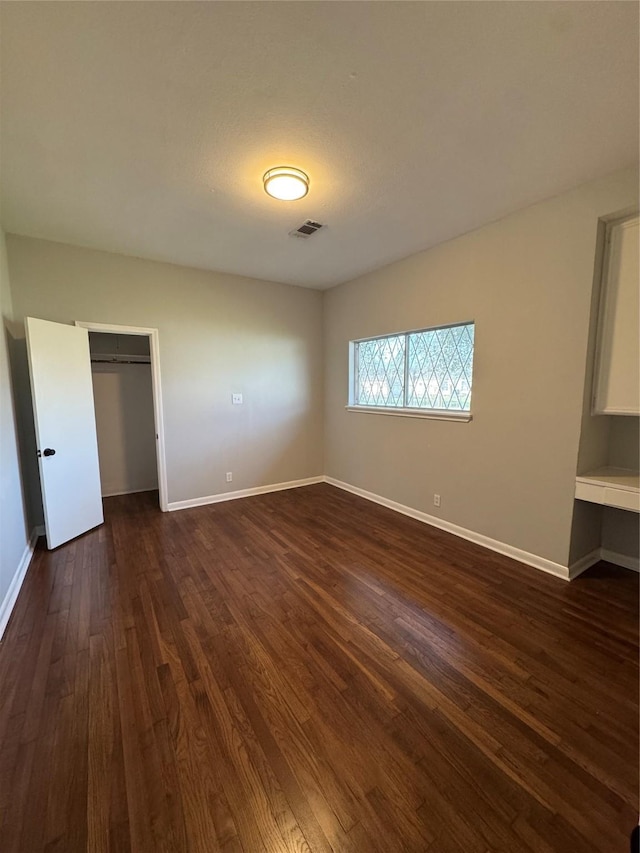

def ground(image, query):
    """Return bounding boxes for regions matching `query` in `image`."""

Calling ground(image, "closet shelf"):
[575,467,640,513]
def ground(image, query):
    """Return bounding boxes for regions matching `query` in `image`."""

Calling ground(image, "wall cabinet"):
[592,214,639,415]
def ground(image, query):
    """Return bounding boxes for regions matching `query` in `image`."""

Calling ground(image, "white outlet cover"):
[232,393,243,405]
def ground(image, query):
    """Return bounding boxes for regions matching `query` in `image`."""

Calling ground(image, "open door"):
[25,317,104,549]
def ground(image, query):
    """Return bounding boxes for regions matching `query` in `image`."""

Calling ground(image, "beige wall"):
[91,362,158,497]
[602,507,639,563]
[569,215,612,566]
[0,227,31,627]
[602,417,640,564]
[324,167,638,568]
[609,418,639,471]
[7,236,324,505]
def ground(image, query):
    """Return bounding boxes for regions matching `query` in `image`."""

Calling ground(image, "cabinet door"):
[593,214,639,415]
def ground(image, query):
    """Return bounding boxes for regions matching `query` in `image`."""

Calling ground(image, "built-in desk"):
[575,467,640,513]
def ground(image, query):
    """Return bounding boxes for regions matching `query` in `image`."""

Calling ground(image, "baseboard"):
[567,549,602,580]
[600,548,640,573]
[101,486,158,498]
[162,473,640,579]
[324,476,572,580]
[167,476,325,512]
[0,529,38,641]
[568,547,639,578]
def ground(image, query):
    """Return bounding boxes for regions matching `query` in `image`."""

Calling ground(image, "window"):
[350,322,474,417]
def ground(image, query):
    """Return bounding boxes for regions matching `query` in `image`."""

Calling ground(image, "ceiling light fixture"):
[263,166,309,201]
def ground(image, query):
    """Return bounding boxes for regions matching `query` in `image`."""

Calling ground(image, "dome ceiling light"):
[263,166,309,201]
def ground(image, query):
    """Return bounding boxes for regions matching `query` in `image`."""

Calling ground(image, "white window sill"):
[345,405,472,422]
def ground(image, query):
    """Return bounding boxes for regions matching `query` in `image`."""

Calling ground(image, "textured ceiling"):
[1,2,638,289]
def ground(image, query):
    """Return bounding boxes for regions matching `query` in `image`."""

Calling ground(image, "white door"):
[25,317,104,549]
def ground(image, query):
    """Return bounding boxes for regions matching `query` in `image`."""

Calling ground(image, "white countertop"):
[575,467,640,513]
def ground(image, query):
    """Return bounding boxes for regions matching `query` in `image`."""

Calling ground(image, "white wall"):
[0,227,32,637]
[324,167,638,569]
[91,362,158,497]
[6,237,324,508]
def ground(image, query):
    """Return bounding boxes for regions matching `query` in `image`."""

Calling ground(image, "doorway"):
[75,321,168,511]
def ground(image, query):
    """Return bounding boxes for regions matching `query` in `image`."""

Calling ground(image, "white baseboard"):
[162,473,640,580]
[0,529,38,641]
[101,486,158,498]
[167,476,325,512]
[568,548,639,578]
[600,548,640,573]
[567,549,602,580]
[324,477,572,580]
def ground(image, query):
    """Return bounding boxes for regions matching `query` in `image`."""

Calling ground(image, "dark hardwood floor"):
[0,484,637,852]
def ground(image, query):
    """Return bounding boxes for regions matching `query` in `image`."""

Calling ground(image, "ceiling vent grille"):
[289,219,324,239]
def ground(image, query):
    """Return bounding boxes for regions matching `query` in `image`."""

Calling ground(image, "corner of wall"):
[0,226,36,635]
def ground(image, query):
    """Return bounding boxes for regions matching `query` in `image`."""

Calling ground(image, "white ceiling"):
[1,2,638,290]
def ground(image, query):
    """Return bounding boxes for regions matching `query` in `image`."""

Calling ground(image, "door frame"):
[75,320,169,511]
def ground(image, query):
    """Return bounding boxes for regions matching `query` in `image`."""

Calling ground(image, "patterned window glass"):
[406,324,474,411]
[355,335,405,407]
[353,323,474,412]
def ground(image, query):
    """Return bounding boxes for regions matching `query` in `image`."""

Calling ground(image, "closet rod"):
[90,357,151,365]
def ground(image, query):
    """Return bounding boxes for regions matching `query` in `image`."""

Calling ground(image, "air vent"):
[289,219,324,239]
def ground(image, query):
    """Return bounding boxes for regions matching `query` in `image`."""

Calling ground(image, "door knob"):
[43,448,56,457]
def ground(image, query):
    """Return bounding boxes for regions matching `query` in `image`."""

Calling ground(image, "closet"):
[89,332,158,499]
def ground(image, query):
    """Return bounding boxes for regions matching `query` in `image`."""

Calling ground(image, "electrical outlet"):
[232,393,243,405]
[433,494,441,507]
[226,472,233,483]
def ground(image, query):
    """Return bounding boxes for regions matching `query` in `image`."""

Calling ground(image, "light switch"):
[232,393,243,405]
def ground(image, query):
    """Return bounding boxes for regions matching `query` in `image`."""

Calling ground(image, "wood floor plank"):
[0,484,637,851]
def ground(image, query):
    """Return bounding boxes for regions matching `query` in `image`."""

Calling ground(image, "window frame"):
[347,320,475,422]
